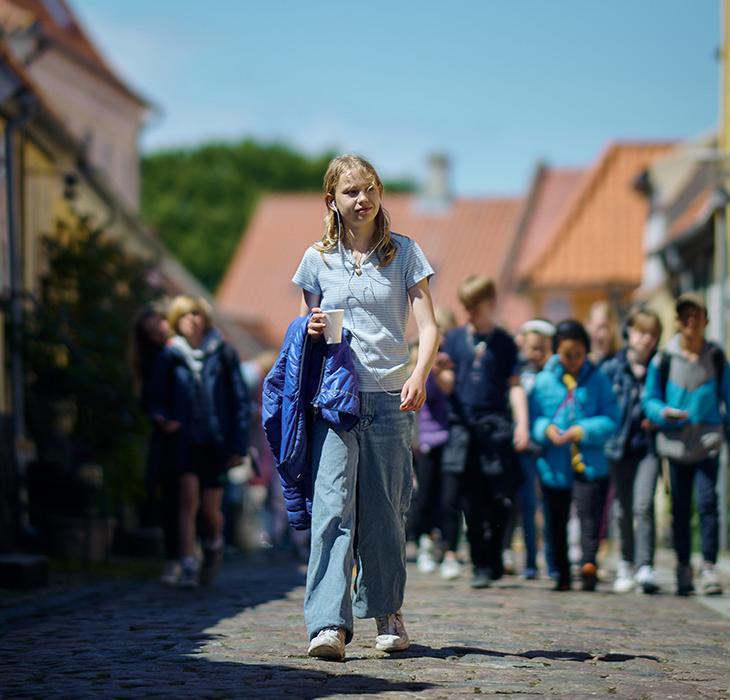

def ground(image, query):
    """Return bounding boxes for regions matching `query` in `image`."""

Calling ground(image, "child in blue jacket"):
[642,292,728,596]
[530,319,619,591]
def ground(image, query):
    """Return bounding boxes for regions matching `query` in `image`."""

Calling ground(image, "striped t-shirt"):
[292,233,434,392]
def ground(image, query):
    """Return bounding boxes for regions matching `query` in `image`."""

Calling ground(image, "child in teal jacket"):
[530,320,619,590]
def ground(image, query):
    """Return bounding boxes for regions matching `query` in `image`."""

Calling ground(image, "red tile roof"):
[513,166,586,279]
[522,142,674,290]
[216,193,524,345]
[4,0,148,105]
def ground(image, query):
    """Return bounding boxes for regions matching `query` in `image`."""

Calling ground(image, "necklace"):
[349,246,377,276]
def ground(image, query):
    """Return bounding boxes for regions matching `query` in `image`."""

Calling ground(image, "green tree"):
[141,139,414,291]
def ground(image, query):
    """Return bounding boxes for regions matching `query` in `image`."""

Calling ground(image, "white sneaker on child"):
[440,557,462,580]
[179,558,199,589]
[417,534,437,573]
[160,560,182,587]
[699,563,723,596]
[634,565,660,594]
[375,610,410,652]
[613,560,635,593]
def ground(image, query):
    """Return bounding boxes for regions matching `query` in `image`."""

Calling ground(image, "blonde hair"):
[587,300,619,355]
[434,307,457,334]
[457,275,497,309]
[315,154,397,268]
[167,295,213,334]
[626,305,662,339]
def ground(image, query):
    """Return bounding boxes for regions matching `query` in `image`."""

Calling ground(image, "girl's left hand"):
[400,376,426,412]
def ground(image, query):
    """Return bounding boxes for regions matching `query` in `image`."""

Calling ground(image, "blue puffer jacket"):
[262,315,360,530]
[530,355,620,489]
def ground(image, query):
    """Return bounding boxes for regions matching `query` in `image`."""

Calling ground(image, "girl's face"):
[331,168,381,231]
[178,310,206,344]
[143,313,169,346]
[523,332,551,370]
[627,324,658,359]
[557,338,587,377]
[588,312,613,352]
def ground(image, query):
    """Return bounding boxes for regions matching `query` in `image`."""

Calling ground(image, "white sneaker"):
[417,536,437,573]
[440,557,462,580]
[179,558,199,589]
[375,610,410,652]
[160,560,182,587]
[308,628,346,661]
[417,550,437,573]
[634,565,660,594]
[613,560,635,594]
[503,548,515,575]
[699,563,723,596]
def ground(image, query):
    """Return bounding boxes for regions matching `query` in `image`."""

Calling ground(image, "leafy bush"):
[24,215,161,515]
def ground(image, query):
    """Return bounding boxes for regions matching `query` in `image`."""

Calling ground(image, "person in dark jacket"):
[437,275,529,589]
[132,304,180,586]
[150,295,249,589]
[409,307,457,576]
[601,306,662,595]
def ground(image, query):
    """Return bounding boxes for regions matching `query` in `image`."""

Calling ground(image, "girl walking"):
[150,296,249,588]
[293,154,438,660]
[529,320,619,591]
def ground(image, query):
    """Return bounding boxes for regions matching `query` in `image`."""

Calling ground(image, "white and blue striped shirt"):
[292,233,434,392]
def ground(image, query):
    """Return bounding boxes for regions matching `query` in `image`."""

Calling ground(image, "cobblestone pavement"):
[1,551,729,699]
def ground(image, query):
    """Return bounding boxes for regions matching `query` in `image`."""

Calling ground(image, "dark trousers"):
[668,457,719,565]
[160,466,180,560]
[407,445,444,541]
[442,446,510,577]
[542,486,572,584]
[146,431,179,561]
[573,477,610,566]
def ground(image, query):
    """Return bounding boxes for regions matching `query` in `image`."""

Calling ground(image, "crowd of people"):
[408,290,727,602]
[132,153,727,663]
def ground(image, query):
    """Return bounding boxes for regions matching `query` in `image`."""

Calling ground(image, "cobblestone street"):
[1,551,729,699]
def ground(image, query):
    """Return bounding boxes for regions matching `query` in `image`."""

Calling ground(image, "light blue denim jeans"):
[304,392,414,643]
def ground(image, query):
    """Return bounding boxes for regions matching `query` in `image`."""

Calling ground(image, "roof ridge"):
[520,147,612,282]
[520,142,674,283]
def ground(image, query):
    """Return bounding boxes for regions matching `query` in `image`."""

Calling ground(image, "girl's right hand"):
[546,424,568,446]
[307,307,326,340]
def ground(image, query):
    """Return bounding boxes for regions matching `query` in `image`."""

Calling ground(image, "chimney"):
[418,153,451,212]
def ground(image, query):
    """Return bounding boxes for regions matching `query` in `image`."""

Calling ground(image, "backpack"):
[655,343,728,462]
[658,344,725,405]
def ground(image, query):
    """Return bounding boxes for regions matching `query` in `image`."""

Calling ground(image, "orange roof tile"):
[514,166,586,278]
[216,193,524,345]
[523,142,674,289]
[5,0,148,105]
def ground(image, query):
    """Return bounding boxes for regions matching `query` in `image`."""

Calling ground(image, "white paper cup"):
[323,309,344,344]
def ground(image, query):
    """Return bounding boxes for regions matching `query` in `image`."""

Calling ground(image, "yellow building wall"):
[23,142,67,296]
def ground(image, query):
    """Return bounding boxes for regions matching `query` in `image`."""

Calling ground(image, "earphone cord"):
[333,209,402,397]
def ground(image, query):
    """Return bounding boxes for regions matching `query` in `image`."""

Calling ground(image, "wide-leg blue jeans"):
[304,392,414,643]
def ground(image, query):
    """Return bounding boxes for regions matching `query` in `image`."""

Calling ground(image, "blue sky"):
[73,0,721,195]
